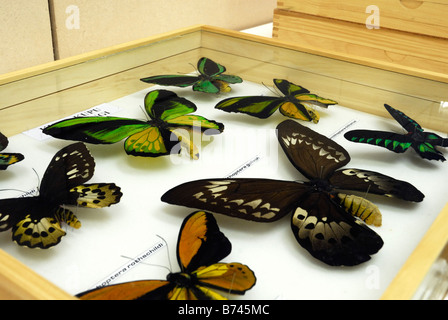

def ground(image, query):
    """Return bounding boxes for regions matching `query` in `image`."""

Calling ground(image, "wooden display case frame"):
[0,25,447,300]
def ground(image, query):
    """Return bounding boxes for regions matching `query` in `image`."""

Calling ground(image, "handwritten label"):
[23,103,120,141]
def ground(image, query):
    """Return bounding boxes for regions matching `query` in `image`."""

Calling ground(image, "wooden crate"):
[273,0,448,79]
[0,25,448,300]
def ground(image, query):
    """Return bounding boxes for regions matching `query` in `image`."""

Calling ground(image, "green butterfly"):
[42,90,224,159]
[215,79,337,123]
[140,57,243,94]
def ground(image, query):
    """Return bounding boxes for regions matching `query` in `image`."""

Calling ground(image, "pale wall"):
[0,0,276,74]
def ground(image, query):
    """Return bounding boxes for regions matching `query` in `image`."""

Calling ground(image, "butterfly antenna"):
[156,234,173,273]
[119,255,172,273]
[261,82,278,96]
[32,168,41,195]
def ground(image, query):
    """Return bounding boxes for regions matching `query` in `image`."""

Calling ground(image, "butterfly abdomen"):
[336,193,382,227]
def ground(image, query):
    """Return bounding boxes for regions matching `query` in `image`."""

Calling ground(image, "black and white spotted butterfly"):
[0,142,123,249]
[162,120,424,266]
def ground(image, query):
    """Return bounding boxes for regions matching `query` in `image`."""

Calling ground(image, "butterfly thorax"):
[409,130,426,142]
[306,178,333,193]
[167,272,197,288]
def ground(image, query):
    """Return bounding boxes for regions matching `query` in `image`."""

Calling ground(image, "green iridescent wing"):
[215,79,337,123]
[43,90,224,158]
[140,57,242,94]
[345,104,448,161]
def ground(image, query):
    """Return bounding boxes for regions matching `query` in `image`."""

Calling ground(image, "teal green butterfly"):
[215,79,337,123]
[0,132,24,170]
[140,57,243,94]
[42,90,224,159]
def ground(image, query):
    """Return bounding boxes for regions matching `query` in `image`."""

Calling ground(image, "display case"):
[0,25,447,300]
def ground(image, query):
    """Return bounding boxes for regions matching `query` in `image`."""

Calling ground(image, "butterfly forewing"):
[291,192,383,266]
[145,90,197,121]
[39,143,95,199]
[329,168,424,202]
[385,103,422,133]
[161,178,306,222]
[77,280,174,300]
[277,120,350,180]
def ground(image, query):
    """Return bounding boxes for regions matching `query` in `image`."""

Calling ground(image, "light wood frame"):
[0,25,447,300]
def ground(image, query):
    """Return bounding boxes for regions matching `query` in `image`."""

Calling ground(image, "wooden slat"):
[382,203,448,300]
[273,9,448,81]
[276,0,448,39]
[0,250,75,300]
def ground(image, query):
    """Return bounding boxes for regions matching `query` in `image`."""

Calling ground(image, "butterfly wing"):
[215,96,284,119]
[193,57,242,93]
[42,116,151,145]
[291,192,383,266]
[277,119,350,180]
[0,132,24,169]
[384,104,421,133]
[177,211,231,272]
[0,153,24,170]
[344,130,413,154]
[77,280,175,300]
[140,74,200,88]
[193,263,256,296]
[161,178,307,222]
[39,142,95,199]
[328,168,424,202]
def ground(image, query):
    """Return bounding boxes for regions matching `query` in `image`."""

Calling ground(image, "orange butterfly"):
[77,211,256,300]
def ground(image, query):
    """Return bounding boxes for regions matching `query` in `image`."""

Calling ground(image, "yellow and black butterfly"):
[0,142,122,249]
[215,79,337,123]
[42,90,224,159]
[0,132,24,170]
[161,120,424,266]
[140,57,243,94]
[77,211,256,300]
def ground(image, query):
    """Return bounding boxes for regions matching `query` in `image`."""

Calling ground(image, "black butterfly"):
[0,142,123,249]
[0,132,24,170]
[161,120,424,266]
[345,104,448,161]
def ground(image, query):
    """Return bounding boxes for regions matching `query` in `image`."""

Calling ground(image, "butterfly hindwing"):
[291,192,384,266]
[277,119,350,180]
[161,178,306,222]
[0,131,24,170]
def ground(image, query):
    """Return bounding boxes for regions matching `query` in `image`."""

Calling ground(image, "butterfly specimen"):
[0,142,122,249]
[77,211,256,300]
[140,57,243,94]
[42,90,224,159]
[344,104,448,161]
[161,120,424,266]
[214,79,337,123]
[0,132,24,170]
